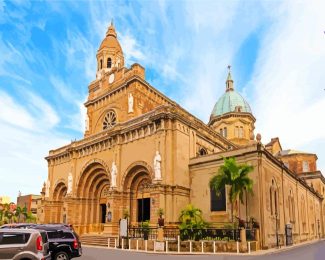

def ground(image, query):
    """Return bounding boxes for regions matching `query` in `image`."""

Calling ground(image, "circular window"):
[103,111,117,130]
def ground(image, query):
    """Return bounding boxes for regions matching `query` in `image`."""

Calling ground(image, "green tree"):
[179,204,208,240]
[209,157,254,223]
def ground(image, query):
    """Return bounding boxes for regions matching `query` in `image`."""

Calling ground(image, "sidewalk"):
[84,238,325,256]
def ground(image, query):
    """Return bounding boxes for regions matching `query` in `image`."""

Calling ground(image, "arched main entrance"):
[123,162,153,224]
[76,162,110,226]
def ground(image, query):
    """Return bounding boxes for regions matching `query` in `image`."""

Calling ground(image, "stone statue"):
[67,173,73,194]
[85,114,89,131]
[153,151,162,180]
[45,180,50,198]
[111,162,117,188]
[128,93,134,113]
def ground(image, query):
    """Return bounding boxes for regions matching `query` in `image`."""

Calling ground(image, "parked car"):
[33,225,82,260]
[0,223,37,229]
[0,228,51,260]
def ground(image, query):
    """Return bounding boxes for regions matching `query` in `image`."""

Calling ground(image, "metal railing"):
[128,227,157,240]
[127,226,257,242]
[180,228,240,241]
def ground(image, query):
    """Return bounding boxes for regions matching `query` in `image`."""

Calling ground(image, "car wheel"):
[54,251,70,260]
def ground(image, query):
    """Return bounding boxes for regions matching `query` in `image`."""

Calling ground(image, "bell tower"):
[96,21,124,79]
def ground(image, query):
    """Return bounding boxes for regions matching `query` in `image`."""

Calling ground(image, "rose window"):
[103,111,117,130]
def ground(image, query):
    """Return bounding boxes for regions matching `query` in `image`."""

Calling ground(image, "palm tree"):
[209,157,254,223]
[22,206,28,222]
[0,203,4,223]
[15,206,22,223]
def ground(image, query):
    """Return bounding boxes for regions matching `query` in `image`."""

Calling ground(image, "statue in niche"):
[45,180,50,198]
[67,173,73,195]
[111,162,117,188]
[85,114,89,131]
[128,93,134,113]
[153,151,162,180]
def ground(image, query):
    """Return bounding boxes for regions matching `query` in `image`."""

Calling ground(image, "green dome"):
[211,90,252,117]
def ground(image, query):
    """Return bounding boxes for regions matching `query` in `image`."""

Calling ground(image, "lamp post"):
[317,219,320,239]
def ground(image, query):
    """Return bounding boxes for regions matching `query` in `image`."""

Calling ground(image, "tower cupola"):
[96,21,124,79]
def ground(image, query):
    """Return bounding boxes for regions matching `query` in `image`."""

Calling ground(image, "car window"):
[40,231,48,243]
[47,231,60,239]
[0,233,31,245]
[62,232,74,239]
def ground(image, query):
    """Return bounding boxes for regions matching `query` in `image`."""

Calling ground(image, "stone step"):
[80,234,117,247]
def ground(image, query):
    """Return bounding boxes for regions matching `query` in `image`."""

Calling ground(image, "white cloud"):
[0,90,68,199]
[26,91,60,129]
[119,32,146,65]
[0,121,69,200]
[0,90,34,129]
[250,0,325,171]
[0,89,60,132]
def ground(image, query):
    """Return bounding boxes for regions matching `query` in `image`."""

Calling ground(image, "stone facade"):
[38,23,325,249]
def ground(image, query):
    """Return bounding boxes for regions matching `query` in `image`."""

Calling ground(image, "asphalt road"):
[79,240,325,260]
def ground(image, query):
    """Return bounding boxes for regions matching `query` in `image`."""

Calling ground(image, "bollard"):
[108,238,110,248]
[122,239,124,250]
[177,235,180,253]
[190,241,192,253]
[136,239,139,251]
[145,240,148,251]
[114,238,117,249]
[201,241,204,253]
[166,240,168,253]
[213,241,216,253]
[236,241,239,254]
[154,241,156,252]
[248,242,251,254]
[128,239,131,250]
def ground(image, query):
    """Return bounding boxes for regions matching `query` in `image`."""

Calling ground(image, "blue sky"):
[0,0,324,201]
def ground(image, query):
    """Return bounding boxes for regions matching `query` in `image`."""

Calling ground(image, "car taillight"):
[73,239,78,249]
[36,235,43,251]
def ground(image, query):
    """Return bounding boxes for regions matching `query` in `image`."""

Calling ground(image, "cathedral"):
[38,23,325,249]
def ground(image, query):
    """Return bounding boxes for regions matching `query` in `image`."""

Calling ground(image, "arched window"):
[235,126,239,138]
[210,186,226,211]
[301,196,306,231]
[100,59,103,69]
[199,148,207,156]
[302,161,309,172]
[223,127,227,138]
[107,57,112,68]
[239,127,244,138]
[220,128,223,136]
[288,189,295,223]
[102,111,117,130]
[270,179,278,216]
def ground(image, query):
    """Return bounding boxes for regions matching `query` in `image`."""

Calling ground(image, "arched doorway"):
[76,162,110,226]
[52,181,67,223]
[123,163,153,224]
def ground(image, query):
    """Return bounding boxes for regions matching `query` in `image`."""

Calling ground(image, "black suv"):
[33,224,82,260]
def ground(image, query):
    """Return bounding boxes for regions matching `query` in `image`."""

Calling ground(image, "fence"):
[127,227,257,242]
